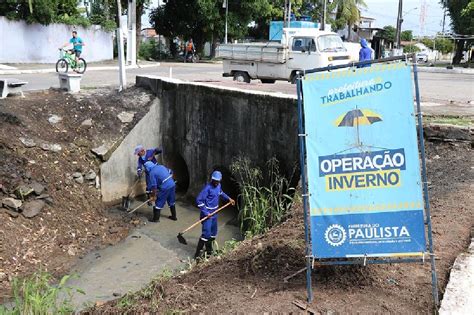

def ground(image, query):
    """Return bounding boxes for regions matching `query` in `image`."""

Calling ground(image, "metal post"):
[322,0,326,31]
[116,0,127,90]
[224,0,228,44]
[413,63,439,308]
[296,73,313,303]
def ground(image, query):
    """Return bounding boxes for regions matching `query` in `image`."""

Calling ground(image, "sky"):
[143,0,451,36]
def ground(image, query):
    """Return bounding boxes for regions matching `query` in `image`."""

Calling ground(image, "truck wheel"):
[261,79,276,84]
[233,72,251,83]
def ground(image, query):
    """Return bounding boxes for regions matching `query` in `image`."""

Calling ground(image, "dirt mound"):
[0,88,155,298]
[88,140,473,313]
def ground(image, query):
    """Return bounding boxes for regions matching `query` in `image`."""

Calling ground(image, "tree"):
[441,0,474,64]
[401,30,413,41]
[420,37,454,55]
[328,0,367,38]
[377,25,396,42]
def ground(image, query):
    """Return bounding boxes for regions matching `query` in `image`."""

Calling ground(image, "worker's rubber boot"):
[205,239,214,257]
[168,205,177,221]
[194,239,206,259]
[151,206,160,222]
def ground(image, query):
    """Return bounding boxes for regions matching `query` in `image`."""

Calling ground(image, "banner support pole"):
[296,72,313,303]
[413,63,439,307]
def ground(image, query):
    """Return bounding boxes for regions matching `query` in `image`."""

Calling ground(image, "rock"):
[22,200,46,218]
[84,170,96,180]
[72,172,82,178]
[81,119,93,127]
[15,185,34,199]
[74,175,84,184]
[44,197,54,205]
[40,143,62,152]
[0,272,6,281]
[74,138,90,148]
[1,207,19,218]
[2,197,22,210]
[48,115,62,124]
[117,111,135,123]
[112,292,120,297]
[30,182,45,195]
[36,194,50,200]
[109,227,120,234]
[91,144,109,159]
[19,137,36,148]
[24,172,32,179]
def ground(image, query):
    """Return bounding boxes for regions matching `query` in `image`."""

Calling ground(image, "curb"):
[417,66,474,75]
[0,63,160,75]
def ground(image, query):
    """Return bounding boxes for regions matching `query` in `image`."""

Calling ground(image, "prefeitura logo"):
[325,224,347,246]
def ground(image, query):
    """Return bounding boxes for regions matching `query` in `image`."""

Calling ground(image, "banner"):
[302,64,426,259]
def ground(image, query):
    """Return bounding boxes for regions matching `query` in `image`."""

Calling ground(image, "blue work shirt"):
[147,164,175,191]
[70,37,84,52]
[137,148,162,175]
[196,183,230,216]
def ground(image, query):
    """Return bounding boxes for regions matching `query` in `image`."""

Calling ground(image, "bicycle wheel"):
[75,58,87,74]
[55,59,68,73]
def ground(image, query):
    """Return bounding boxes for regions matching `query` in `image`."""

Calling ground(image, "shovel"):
[127,199,152,214]
[177,202,232,245]
[121,178,141,210]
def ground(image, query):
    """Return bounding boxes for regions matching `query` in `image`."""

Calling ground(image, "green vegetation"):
[441,0,473,64]
[231,157,295,237]
[139,39,170,60]
[420,37,454,55]
[403,44,420,53]
[424,115,473,127]
[0,272,83,315]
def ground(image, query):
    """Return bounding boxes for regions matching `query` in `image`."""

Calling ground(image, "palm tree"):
[328,0,367,39]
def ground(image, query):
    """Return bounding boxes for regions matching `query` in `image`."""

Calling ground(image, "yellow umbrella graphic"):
[334,109,383,127]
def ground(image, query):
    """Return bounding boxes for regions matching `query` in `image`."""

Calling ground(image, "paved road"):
[2,62,473,106]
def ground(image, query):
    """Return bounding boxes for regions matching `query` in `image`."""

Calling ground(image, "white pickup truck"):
[217,28,352,83]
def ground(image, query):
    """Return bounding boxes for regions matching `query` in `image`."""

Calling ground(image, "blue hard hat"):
[144,161,155,172]
[134,145,144,155]
[211,170,222,181]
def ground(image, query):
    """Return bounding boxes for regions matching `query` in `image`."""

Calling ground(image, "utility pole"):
[441,7,446,34]
[287,0,292,27]
[223,0,228,44]
[116,0,127,90]
[127,0,137,66]
[395,0,403,48]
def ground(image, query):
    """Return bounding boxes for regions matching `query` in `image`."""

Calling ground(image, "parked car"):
[416,52,429,63]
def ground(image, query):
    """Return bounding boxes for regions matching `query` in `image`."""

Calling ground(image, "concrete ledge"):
[439,238,474,313]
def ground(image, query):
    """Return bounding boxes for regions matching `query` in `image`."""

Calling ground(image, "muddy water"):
[65,200,241,310]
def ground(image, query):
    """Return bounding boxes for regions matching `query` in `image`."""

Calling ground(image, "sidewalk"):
[417,65,474,75]
[0,60,160,75]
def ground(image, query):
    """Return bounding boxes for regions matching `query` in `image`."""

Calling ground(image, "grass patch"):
[0,272,83,314]
[424,116,473,127]
[231,157,296,238]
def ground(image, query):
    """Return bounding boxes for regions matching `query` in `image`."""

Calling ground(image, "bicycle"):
[56,48,87,74]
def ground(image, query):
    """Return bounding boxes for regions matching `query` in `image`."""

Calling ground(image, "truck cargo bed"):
[217,43,287,64]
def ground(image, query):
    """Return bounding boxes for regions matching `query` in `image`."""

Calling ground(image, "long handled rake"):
[177,202,232,245]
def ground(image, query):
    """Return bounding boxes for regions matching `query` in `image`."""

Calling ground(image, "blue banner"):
[302,64,426,258]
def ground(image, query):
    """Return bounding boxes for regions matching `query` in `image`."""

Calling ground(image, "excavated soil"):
[87,140,473,313]
[0,88,155,298]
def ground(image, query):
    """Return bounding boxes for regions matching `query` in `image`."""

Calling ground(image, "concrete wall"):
[101,99,162,203]
[0,17,113,63]
[101,77,299,203]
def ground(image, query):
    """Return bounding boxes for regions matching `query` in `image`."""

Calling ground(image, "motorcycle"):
[179,49,199,63]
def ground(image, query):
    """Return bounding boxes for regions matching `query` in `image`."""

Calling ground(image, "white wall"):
[0,17,113,63]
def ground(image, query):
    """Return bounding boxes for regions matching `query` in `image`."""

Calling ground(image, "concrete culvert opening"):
[163,152,190,196]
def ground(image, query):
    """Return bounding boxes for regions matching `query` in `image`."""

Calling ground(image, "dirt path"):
[89,141,473,313]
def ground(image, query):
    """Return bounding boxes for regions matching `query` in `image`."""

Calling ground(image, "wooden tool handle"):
[180,202,232,235]
[127,199,151,214]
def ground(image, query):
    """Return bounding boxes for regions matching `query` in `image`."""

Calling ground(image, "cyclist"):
[184,38,195,63]
[62,31,85,62]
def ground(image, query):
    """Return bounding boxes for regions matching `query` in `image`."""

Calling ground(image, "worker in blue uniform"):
[194,171,235,259]
[134,145,162,204]
[143,161,177,222]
